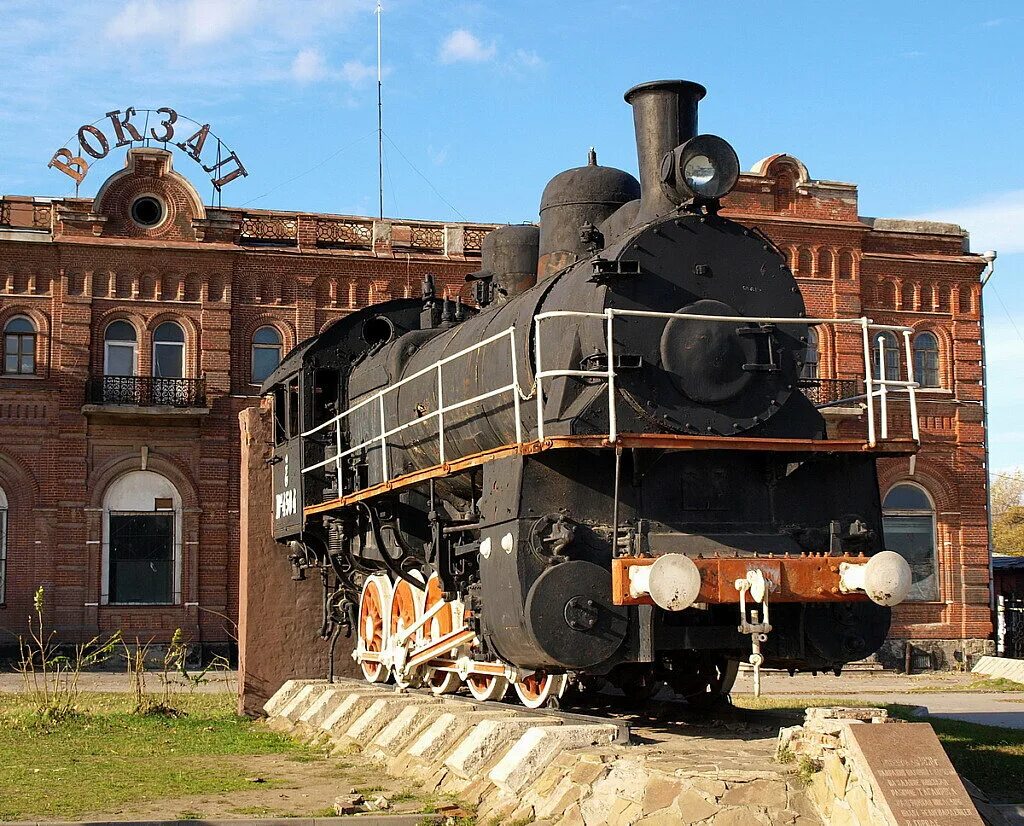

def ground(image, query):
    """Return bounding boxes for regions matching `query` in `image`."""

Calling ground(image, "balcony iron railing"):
[85,376,206,408]
[797,377,864,408]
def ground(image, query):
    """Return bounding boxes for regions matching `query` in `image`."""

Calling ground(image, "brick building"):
[0,146,992,665]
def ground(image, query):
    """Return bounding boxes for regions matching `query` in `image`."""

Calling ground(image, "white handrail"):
[302,308,921,492]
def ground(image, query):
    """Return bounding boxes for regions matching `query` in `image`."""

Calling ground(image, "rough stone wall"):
[237,405,356,715]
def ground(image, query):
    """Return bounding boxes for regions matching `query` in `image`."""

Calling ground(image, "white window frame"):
[251,326,283,385]
[100,471,182,606]
[104,322,138,377]
[882,482,939,602]
[152,321,186,379]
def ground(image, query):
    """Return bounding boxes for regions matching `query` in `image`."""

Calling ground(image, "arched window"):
[838,250,855,280]
[0,485,7,603]
[4,316,37,375]
[801,327,820,380]
[958,285,974,316]
[152,321,185,378]
[797,247,814,277]
[102,470,181,605]
[104,321,137,376]
[913,332,940,388]
[901,282,916,311]
[882,483,938,601]
[251,326,283,384]
[818,249,834,279]
[871,332,900,382]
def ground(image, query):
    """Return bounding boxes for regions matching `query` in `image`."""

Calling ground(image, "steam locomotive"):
[263,80,916,708]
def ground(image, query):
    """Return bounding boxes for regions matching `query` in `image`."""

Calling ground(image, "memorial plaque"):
[845,723,982,825]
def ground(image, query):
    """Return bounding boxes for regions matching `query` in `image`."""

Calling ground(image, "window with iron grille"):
[0,486,7,603]
[107,512,174,604]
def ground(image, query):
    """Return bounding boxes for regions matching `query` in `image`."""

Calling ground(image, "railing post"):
[335,418,344,494]
[878,336,889,441]
[437,364,445,464]
[509,328,523,445]
[378,395,389,481]
[860,318,876,447]
[534,318,545,441]
[605,309,617,443]
[902,329,921,443]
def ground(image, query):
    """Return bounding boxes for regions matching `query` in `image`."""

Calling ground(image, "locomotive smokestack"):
[625,79,707,223]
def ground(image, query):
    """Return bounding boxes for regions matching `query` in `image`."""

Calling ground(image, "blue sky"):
[1,0,1022,470]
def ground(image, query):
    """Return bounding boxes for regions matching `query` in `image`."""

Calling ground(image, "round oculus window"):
[130,196,165,227]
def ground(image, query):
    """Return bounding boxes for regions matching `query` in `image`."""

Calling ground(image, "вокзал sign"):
[49,107,247,190]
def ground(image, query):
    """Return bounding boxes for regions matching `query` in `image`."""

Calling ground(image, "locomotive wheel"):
[514,671,567,709]
[680,657,740,708]
[388,577,424,689]
[358,575,392,683]
[423,574,461,695]
[466,673,508,702]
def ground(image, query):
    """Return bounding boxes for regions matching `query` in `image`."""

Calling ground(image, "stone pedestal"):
[237,403,356,716]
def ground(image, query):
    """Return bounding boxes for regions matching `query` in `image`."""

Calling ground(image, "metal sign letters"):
[48,107,248,191]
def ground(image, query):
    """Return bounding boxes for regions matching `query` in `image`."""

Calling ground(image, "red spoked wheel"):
[388,577,424,689]
[358,575,392,683]
[514,671,567,709]
[466,671,508,702]
[423,573,461,695]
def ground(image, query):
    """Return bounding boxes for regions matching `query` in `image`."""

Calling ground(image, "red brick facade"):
[0,147,992,662]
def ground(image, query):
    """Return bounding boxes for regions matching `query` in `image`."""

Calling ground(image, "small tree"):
[991,469,1024,555]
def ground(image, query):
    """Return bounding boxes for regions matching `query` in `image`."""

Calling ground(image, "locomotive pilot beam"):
[263,78,922,708]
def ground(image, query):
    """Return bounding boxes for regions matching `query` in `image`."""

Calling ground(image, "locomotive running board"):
[304,434,917,517]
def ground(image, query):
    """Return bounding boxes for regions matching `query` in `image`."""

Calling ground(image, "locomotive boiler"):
[263,79,918,708]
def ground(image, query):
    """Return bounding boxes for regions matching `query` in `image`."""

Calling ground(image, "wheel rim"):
[424,574,461,695]
[466,673,508,702]
[389,578,423,688]
[514,671,566,709]
[358,576,390,683]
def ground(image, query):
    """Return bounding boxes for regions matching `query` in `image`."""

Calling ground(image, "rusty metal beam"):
[303,434,917,518]
[611,554,873,605]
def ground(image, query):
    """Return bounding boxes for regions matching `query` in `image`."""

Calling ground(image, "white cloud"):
[439,29,496,64]
[341,59,377,87]
[916,190,1024,254]
[105,0,258,47]
[509,48,544,70]
[291,47,329,82]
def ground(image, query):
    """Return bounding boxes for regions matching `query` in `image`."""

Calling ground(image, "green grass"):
[0,691,316,820]
[908,677,1024,693]
[733,695,1024,802]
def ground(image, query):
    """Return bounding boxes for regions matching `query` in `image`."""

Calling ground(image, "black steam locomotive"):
[263,80,915,708]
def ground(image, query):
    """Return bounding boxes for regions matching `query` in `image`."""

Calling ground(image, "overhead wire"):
[239,131,374,207]
[382,130,467,221]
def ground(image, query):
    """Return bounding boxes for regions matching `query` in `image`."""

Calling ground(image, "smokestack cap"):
[624,79,707,105]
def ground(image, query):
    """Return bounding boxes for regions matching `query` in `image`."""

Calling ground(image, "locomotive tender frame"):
[263,79,919,707]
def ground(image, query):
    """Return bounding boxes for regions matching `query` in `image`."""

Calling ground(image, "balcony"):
[83,376,209,417]
[798,377,863,408]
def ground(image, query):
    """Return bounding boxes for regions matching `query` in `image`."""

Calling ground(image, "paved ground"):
[733,668,1024,729]
[0,669,238,694]
[3,667,1022,728]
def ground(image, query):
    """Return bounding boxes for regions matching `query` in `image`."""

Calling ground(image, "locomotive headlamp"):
[838,551,913,606]
[661,134,740,202]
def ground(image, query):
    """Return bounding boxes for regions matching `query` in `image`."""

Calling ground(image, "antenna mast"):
[375,1,384,220]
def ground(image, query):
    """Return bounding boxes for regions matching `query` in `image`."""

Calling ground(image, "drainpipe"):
[979,250,997,645]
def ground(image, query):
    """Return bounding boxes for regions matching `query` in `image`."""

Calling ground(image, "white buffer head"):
[629,553,702,612]
[839,551,913,606]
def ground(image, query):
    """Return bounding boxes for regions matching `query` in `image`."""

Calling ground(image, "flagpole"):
[375,1,384,220]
